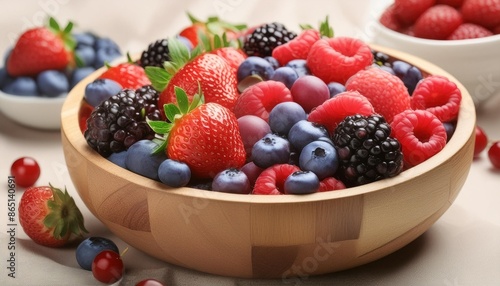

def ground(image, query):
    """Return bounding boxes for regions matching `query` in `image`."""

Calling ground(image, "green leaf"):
[63,21,74,34]
[299,23,314,30]
[175,87,189,114]
[152,139,167,155]
[43,212,59,228]
[164,104,181,123]
[187,12,202,24]
[168,37,191,68]
[145,66,171,91]
[147,120,172,134]
[319,16,334,38]
[49,17,60,32]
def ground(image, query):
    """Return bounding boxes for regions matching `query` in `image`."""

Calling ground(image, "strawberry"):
[148,87,246,179]
[99,55,151,90]
[7,17,75,77]
[447,23,494,40]
[413,5,463,40]
[146,38,239,114]
[393,0,436,26]
[18,185,88,248]
[306,37,373,85]
[461,0,500,30]
[272,16,334,66]
[345,67,411,123]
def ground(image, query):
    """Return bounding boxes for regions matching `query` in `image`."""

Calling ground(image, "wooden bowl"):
[61,44,476,279]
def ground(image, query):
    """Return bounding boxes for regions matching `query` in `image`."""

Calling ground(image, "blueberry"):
[74,32,96,48]
[158,159,191,188]
[0,67,11,89]
[84,78,122,107]
[327,82,346,98]
[271,67,299,89]
[288,120,330,152]
[75,45,96,67]
[251,133,291,169]
[71,67,96,89]
[76,237,119,271]
[125,140,167,180]
[212,168,251,194]
[284,171,320,194]
[264,56,280,70]
[392,60,423,95]
[285,59,310,77]
[36,70,69,97]
[443,122,456,142]
[299,140,339,180]
[2,76,39,96]
[94,47,122,69]
[94,37,121,52]
[107,151,128,168]
[268,101,307,135]
[237,56,275,82]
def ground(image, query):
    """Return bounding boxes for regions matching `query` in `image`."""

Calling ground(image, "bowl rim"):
[61,44,476,205]
[0,88,67,104]
[372,20,500,47]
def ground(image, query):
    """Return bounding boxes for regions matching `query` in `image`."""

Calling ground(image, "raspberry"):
[345,67,410,123]
[233,80,293,122]
[318,177,346,192]
[272,29,321,66]
[332,114,403,186]
[306,37,373,85]
[379,4,406,32]
[411,75,462,122]
[393,0,436,26]
[391,109,448,167]
[461,0,500,30]
[252,164,300,195]
[447,23,494,40]
[436,0,464,8]
[413,5,463,40]
[307,91,374,134]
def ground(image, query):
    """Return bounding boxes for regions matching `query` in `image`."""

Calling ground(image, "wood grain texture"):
[60,45,476,278]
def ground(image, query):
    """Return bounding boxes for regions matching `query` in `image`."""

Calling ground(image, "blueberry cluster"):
[0,32,121,97]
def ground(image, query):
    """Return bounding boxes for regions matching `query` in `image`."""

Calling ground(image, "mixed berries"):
[0,17,121,97]
[76,13,472,195]
[380,0,500,40]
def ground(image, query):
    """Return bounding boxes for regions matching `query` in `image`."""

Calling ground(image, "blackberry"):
[332,114,403,186]
[243,22,297,57]
[84,85,161,157]
[139,38,170,68]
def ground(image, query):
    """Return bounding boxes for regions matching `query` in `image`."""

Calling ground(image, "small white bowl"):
[0,89,66,130]
[370,20,500,107]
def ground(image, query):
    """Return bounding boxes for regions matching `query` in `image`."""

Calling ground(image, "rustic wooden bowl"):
[61,44,476,279]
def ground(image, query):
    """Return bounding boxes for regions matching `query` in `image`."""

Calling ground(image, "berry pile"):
[380,0,500,40]
[80,14,464,194]
[0,17,121,97]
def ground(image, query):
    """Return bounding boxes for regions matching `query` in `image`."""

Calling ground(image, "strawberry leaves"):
[300,15,334,38]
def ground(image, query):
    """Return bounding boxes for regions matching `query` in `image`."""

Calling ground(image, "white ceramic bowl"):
[370,20,500,107]
[0,89,66,130]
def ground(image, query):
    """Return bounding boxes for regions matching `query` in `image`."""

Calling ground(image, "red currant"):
[474,126,488,157]
[135,279,166,286]
[10,157,41,188]
[92,250,124,284]
[488,142,500,169]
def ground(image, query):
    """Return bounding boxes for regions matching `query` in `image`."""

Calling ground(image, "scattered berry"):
[345,67,410,123]
[391,109,447,167]
[136,279,166,286]
[10,157,41,188]
[76,237,119,271]
[92,249,124,284]
[212,168,251,194]
[488,141,500,169]
[332,114,403,186]
[474,126,489,157]
[284,171,320,194]
[252,164,300,195]
[411,75,462,122]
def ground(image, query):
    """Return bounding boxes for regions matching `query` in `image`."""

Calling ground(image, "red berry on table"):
[92,250,124,284]
[10,157,41,188]
[6,17,75,77]
[411,75,462,123]
[488,142,500,169]
[413,4,463,40]
[18,185,88,247]
[308,91,374,134]
[393,0,436,26]
[474,126,489,157]
[461,0,500,30]
[306,37,373,85]
[233,80,293,122]
[345,67,410,123]
[391,109,448,167]
[447,23,494,40]
[136,279,166,286]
